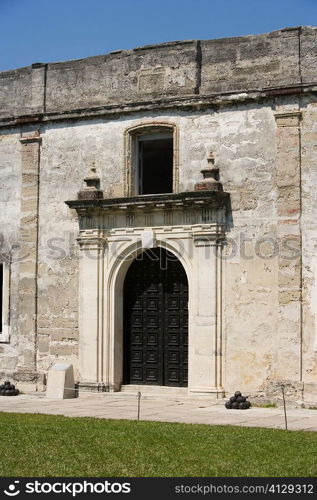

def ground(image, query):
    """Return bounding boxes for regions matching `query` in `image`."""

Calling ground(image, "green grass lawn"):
[0,412,316,477]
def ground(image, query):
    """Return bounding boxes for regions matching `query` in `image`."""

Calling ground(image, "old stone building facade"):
[1,26,317,403]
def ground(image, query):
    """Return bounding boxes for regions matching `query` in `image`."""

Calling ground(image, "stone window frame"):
[124,122,179,197]
[0,260,10,343]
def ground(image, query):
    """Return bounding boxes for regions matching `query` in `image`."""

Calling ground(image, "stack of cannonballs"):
[225,391,251,410]
[0,381,19,396]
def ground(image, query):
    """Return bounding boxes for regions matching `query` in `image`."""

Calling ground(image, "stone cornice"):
[66,191,230,232]
[66,190,229,211]
[1,85,316,129]
[19,135,42,144]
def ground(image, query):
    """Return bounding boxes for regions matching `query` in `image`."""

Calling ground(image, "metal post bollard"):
[137,391,141,421]
[281,384,288,430]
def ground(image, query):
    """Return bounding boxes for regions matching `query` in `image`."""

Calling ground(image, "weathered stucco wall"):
[301,99,317,402]
[0,27,317,402]
[4,106,277,393]
[0,130,21,373]
[1,102,317,400]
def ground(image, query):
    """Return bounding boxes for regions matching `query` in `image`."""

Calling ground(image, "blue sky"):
[1,0,317,71]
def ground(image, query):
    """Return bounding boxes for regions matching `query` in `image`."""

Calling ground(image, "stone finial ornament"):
[78,164,104,200]
[195,152,223,192]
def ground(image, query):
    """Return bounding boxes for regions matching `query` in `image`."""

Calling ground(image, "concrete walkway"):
[1,392,317,431]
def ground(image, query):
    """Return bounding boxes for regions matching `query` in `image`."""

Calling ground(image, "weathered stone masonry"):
[17,133,41,382]
[0,27,317,403]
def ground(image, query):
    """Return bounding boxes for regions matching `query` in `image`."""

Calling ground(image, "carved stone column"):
[189,231,224,396]
[77,229,106,391]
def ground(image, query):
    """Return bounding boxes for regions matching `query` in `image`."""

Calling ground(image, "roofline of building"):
[0,26,316,128]
[0,26,313,74]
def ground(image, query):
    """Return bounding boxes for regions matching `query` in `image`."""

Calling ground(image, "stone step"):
[78,387,225,404]
[120,385,188,395]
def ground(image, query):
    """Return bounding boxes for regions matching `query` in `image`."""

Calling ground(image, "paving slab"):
[0,394,317,431]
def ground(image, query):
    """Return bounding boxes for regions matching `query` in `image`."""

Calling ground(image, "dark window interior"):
[0,264,3,333]
[138,137,173,194]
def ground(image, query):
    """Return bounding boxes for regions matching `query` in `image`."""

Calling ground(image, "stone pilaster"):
[16,132,41,382]
[189,232,224,396]
[274,110,303,386]
[77,229,107,391]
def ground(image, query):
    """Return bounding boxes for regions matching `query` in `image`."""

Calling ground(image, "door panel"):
[123,248,188,387]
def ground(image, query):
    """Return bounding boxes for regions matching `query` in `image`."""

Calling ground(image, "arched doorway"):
[123,247,188,387]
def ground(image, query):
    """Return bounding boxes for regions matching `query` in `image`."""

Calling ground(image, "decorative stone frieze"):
[67,191,229,234]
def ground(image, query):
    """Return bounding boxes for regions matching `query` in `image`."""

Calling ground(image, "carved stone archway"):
[67,185,229,397]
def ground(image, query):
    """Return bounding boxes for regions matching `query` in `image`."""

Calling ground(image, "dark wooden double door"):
[123,248,188,387]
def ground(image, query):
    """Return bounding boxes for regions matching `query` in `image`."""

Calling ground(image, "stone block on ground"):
[46,363,75,399]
